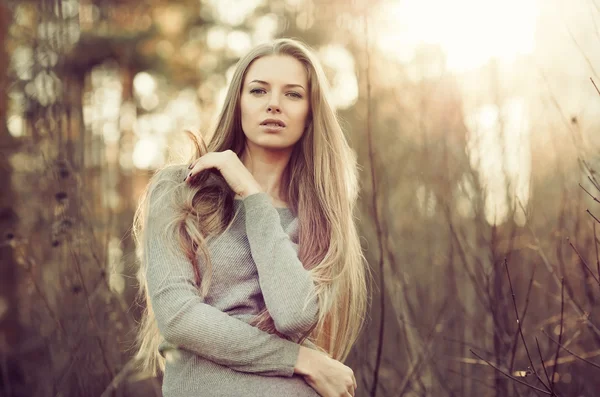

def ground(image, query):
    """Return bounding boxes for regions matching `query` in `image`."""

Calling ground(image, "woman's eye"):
[249,88,302,98]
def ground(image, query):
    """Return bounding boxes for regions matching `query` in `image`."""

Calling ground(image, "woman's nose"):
[267,93,281,113]
[267,104,281,113]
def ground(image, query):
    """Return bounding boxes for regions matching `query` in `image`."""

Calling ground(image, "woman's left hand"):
[184,150,262,198]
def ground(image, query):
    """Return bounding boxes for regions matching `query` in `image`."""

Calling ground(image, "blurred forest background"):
[1,0,600,396]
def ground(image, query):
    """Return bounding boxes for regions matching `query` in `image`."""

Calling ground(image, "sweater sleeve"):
[144,182,302,377]
[243,192,319,336]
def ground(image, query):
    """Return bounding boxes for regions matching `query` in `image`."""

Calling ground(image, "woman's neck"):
[240,143,292,204]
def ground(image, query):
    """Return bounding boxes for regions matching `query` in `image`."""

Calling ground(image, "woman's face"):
[240,55,310,152]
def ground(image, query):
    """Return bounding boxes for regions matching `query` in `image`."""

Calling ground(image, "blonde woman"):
[133,38,368,397]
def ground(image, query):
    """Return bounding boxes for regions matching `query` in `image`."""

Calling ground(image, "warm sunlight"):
[374,0,540,224]
[376,0,540,71]
[465,98,531,225]
[8,0,600,394]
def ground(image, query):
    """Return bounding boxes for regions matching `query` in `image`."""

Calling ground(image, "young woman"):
[133,38,368,397]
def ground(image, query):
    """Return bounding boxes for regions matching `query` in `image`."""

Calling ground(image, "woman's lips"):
[260,124,285,132]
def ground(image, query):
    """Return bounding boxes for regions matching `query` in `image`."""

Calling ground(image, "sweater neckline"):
[233,198,291,212]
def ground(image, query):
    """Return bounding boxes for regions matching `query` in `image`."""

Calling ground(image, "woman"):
[133,38,368,397]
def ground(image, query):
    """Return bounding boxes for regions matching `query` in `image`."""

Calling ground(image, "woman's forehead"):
[244,55,308,87]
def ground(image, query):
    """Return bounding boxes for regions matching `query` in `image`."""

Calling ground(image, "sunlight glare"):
[252,14,278,44]
[376,0,540,71]
[207,26,228,50]
[466,98,531,225]
[8,115,24,137]
[133,138,165,170]
[207,0,264,26]
[319,45,359,109]
[227,30,252,57]
[133,72,156,97]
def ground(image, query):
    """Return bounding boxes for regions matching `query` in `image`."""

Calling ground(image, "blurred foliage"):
[1,0,600,396]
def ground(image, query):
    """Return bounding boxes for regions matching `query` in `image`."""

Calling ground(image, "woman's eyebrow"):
[248,79,306,91]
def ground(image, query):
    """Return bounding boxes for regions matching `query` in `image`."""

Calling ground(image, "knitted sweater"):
[145,168,321,397]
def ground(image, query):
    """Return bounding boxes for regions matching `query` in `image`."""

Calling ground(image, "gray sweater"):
[145,168,321,397]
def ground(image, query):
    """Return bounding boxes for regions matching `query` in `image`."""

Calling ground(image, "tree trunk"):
[0,3,26,397]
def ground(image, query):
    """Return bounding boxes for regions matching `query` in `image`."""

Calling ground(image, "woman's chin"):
[257,143,295,152]
[247,135,299,151]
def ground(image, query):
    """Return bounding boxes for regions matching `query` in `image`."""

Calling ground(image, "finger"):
[347,381,355,396]
[352,373,357,389]
[346,390,354,397]
[187,154,208,170]
[185,156,214,182]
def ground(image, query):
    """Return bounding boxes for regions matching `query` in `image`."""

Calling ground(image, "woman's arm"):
[184,153,319,336]
[243,192,319,336]
[145,186,303,377]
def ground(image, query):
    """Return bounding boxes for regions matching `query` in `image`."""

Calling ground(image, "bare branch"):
[563,23,600,81]
[568,239,600,286]
[505,259,553,394]
[517,199,600,339]
[588,175,600,193]
[469,350,552,395]
[100,359,139,397]
[396,303,448,396]
[20,254,67,336]
[509,261,538,372]
[535,337,553,394]
[362,13,385,397]
[70,247,114,379]
[447,220,489,308]
[442,336,494,357]
[587,209,600,224]
[595,223,600,282]
[592,77,600,96]
[543,331,600,371]
[579,183,600,204]
[550,279,565,393]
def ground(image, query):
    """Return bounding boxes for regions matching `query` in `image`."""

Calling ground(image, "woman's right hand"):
[294,346,357,397]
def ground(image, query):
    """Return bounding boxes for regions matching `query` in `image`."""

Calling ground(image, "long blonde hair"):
[133,38,368,375]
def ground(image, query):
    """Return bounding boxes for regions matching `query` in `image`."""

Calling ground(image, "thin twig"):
[447,220,489,308]
[535,337,553,393]
[550,279,565,393]
[446,367,497,392]
[579,183,600,203]
[363,12,385,397]
[563,23,600,82]
[542,331,600,370]
[509,261,538,372]
[469,350,552,395]
[504,259,553,394]
[594,223,600,281]
[567,239,600,286]
[588,175,600,193]
[517,199,600,339]
[442,336,494,356]
[395,302,449,396]
[587,209,600,224]
[21,255,67,336]
[70,247,115,378]
[53,335,87,396]
[592,77,600,96]
[100,359,138,397]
